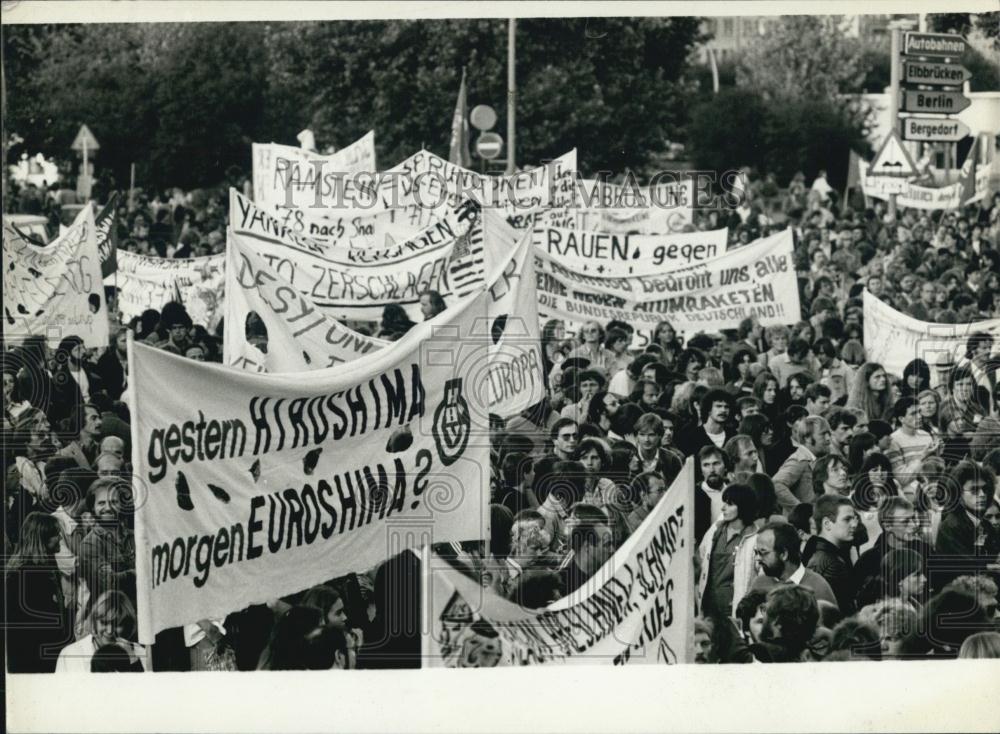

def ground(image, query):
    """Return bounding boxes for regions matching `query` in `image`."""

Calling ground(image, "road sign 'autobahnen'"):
[903,32,968,58]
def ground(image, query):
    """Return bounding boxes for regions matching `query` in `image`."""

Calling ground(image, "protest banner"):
[109,250,225,325]
[425,459,694,666]
[379,149,578,223]
[130,284,496,642]
[223,234,390,372]
[532,225,728,277]
[858,159,990,210]
[535,229,798,333]
[229,192,519,322]
[863,291,1000,380]
[252,130,379,213]
[576,177,696,234]
[95,192,119,277]
[3,204,109,348]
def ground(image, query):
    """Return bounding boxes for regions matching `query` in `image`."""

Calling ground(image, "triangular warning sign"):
[71,124,100,152]
[869,131,916,177]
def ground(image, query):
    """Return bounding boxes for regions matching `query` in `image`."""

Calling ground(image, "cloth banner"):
[107,250,225,325]
[379,149,578,224]
[425,460,694,666]
[863,291,1000,379]
[96,193,119,277]
[859,159,991,210]
[536,228,799,333]
[130,285,498,642]
[228,191,520,322]
[532,178,696,234]
[532,225,728,277]
[252,130,379,213]
[223,234,390,372]
[3,204,109,348]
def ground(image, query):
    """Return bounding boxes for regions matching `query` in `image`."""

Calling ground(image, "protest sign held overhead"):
[535,228,798,333]
[95,192,119,277]
[426,459,694,666]
[109,250,225,324]
[532,225,728,277]
[130,284,496,642]
[223,234,390,373]
[252,130,379,213]
[3,204,109,348]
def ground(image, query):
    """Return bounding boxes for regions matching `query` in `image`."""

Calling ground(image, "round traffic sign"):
[475,132,504,160]
[470,105,497,131]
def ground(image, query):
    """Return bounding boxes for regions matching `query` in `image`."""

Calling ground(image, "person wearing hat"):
[932,351,955,400]
[560,369,605,423]
[158,302,194,355]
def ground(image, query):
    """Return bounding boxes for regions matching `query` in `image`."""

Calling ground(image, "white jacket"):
[697,520,758,617]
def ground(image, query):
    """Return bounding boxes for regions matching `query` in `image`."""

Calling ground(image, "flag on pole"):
[959,137,978,207]
[449,67,472,168]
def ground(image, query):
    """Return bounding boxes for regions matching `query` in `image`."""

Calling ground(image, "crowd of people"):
[4,165,1000,670]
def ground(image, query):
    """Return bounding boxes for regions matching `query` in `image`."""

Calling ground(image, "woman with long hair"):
[900,359,931,398]
[738,414,777,474]
[585,391,620,437]
[56,590,146,672]
[603,328,632,377]
[6,513,70,672]
[725,348,756,397]
[377,304,417,341]
[847,431,880,476]
[751,371,782,426]
[847,362,892,422]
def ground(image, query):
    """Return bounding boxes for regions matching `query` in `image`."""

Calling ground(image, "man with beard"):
[6,408,62,545]
[96,327,130,400]
[751,584,820,663]
[807,494,859,614]
[748,521,839,609]
[56,402,103,470]
[79,477,137,616]
[695,445,730,544]
[679,389,734,458]
[49,335,104,425]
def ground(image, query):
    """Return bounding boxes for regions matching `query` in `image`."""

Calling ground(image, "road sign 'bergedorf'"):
[902,117,971,143]
[475,132,503,160]
[901,89,971,115]
[903,60,972,86]
[903,32,968,59]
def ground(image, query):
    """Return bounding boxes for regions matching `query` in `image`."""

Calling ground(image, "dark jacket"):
[678,425,729,460]
[4,563,71,672]
[806,536,856,614]
[95,349,127,401]
[932,509,1000,588]
[854,534,932,609]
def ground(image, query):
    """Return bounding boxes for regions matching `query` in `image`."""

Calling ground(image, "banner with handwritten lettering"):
[223,233,389,372]
[130,283,498,641]
[3,204,109,348]
[229,190,521,322]
[108,250,225,324]
[532,225,728,277]
[252,130,379,213]
[535,229,798,333]
[425,459,694,666]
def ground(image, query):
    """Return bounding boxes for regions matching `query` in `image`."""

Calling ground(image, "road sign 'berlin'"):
[868,131,917,178]
[903,60,972,86]
[901,89,971,114]
[903,32,968,58]
[902,117,971,143]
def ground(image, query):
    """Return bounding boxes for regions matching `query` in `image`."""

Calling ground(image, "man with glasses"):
[748,521,839,610]
[854,497,931,603]
[934,461,1000,588]
[549,418,578,461]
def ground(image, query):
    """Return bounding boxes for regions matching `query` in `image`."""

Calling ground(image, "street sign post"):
[475,131,503,160]
[901,89,971,114]
[868,130,918,178]
[71,124,100,201]
[902,117,971,142]
[903,32,968,58]
[470,104,497,131]
[902,60,972,86]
